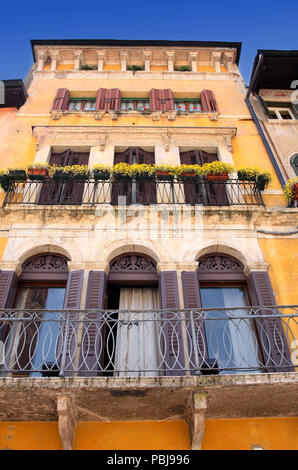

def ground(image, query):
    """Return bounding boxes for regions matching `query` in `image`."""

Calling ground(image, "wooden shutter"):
[111,149,133,205]
[149,89,163,111]
[159,271,185,375]
[109,88,121,111]
[38,150,70,205]
[95,88,109,111]
[248,271,293,372]
[79,271,107,377]
[58,270,84,376]
[181,272,207,373]
[51,88,70,112]
[200,89,218,112]
[200,151,229,206]
[149,89,175,112]
[136,148,156,204]
[0,271,18,342]
[162,89,175,112]
[60,152,90,205]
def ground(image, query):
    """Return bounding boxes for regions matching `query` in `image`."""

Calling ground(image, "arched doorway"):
[4,253,70,377]
[107,253,160,377]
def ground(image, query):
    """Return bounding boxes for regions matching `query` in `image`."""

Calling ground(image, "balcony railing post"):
[59,311,71,378]
[190,310,200,373]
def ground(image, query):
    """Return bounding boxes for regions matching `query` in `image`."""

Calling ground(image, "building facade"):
[0,40,297,450]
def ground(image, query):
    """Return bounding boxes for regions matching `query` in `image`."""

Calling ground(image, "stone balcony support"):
[143,51,152,72]
[189,52,198,72]
[211,51,222,73]
[57,395,77,451]
[49,51,60,71]
[166,51,175,72]
[185,393,207,450]
[97,50,105,71]
[74,50,83,70]
[120,50,128,71]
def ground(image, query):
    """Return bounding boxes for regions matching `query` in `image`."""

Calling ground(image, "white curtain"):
[221,288,260,373]
[114,288,160,377]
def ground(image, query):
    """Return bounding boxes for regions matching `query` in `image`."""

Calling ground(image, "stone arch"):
[18,243,72,269]
[193,243,250,269]
[284,150,298,178]
[103,241,163,272]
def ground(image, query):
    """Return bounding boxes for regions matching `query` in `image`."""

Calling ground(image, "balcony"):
[2,177,264,207]
[0,306,296,377]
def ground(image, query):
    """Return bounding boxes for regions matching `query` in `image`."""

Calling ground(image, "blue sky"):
[0,0,297,84]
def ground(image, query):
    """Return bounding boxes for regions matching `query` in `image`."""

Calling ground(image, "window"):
[174,99,202,112]
[120,98,150,112]
[67,98,96,111]
[268,107,295,120]
[291,154,298,176]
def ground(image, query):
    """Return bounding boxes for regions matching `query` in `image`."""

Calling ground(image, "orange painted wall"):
[0,417,297,450]
[202,417,298,450]
[73,420,190,450]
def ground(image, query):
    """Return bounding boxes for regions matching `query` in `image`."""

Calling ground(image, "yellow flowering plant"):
[237,167,261,181]
[175,164,204,177]
[201,161,235,175]
[129,164,156,177]
[50,165,90,180]
[283,177,298,204]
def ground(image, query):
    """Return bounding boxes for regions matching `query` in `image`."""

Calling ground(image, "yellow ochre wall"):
[0,75,285,207]
[0,418,297,450]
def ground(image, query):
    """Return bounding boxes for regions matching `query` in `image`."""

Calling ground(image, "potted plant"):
[155,165,177,181]
[112,163,133,182]
[51,166,71,181]
[7,166,27,181]
[175,65,191,72]
[127,65,144,74]
[237,167,260,182]
[256,171,272,191]
[71,165,90,181]
[283,177,298,205]
[27,162,49,181]
[175,164,202,181]
[80,64,97,70]
[0,169,9,191]
[93,164,111,180]
[130,164,156,182]
[202,162,235,182]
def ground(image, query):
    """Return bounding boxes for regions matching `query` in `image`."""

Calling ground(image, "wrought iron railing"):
[0,306,296,377]
[2,178,264,207]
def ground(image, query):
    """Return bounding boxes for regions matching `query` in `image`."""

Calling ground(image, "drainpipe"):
[245,52,286,187]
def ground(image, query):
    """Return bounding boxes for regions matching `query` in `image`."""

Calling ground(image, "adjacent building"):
[0,40,297,450]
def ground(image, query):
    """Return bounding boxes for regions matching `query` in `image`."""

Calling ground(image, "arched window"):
[0,253,84,377]
[290,154,298,176]
[182,253,292,375]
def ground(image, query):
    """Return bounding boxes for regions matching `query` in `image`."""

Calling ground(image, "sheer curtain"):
[221,288,260,373]
[114,287,160,377]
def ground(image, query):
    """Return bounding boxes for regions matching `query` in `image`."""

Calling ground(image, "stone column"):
[211,52,222,73]
[120,50,128,71]
[223,53,234,73]
[189,52,198,73]
[50,51,60,71]
[74,50,83,70]
[36,50,48,72]
[166,51,175,72]
[143,51,152,72]
[97,50,105,71]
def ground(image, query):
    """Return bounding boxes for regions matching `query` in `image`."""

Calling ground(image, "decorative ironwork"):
[0,306,296,376]
[2,178,265,207]
[198,254,243,273]
[110,254,156,272]
[22,254,68,273]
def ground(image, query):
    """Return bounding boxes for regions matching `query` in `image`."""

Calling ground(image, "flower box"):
[93,170,110,181]
[135,174,155,182]
[256,174,270,191]
[113,174,132,182]
[28,168,49,181]
[53,170,71,182]
[177,172,198,182]
[8,169,27,181]
[72,171,90,181]
[294,183,298,201]
[206,172,229,182]
[0,174,9,191]
[237,171,257,182]
[156,171,174,181]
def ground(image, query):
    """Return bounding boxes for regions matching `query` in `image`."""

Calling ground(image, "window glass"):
[291,154,298,176]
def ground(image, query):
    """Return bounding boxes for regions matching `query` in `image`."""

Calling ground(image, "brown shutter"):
[0,271,18,342]
[149,89,163,111]
[60,152,90,205]
[79,271,107,377]
[162,89,175,112]
[248,271,293,372]
[200,89,218,112]
[95,88,109,111]
[180,151,200,204]
[109,88,121,111]
[159,271,185,375]
[58,270,84,376]
[181,272,207,373]
[111,149,132,204]
[136,149,156,204]
[38,150,70,205]
[200,151,229,206]
[51,88,70,112]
